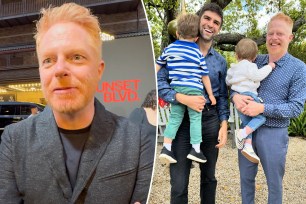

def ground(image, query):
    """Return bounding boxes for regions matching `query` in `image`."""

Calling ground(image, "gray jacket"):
[0,99,153,204]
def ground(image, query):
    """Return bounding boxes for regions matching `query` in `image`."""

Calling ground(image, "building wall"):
[0,6,149,84]
[96,35,156,117]
[0,24,35,46]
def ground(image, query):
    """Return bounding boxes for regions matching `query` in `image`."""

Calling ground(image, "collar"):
[273,52,290,67]
[260,52,290,67]
[207,46,215,56]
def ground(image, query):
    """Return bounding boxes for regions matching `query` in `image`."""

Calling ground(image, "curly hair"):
[141,90,157,110]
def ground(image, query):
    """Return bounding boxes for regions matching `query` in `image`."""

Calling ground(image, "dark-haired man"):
[158,3,229,204]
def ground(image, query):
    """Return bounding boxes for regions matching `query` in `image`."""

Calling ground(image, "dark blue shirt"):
[158,46,229,122]
[255,53,306,127]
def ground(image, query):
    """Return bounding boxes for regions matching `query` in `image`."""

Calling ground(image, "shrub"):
[288,105,306,137]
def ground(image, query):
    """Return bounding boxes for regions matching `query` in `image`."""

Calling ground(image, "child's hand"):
[209,95,216,105]
[268,62,276,69]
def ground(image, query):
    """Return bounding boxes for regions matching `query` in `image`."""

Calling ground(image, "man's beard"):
[43,80,95,114]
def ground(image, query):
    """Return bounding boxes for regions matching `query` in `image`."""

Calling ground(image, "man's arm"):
[0,127,22,203]
[202,75,216,105]
[157,67,205,112]
[217,60,230,122]
[243,66,306,118]
[215,120,228,148]
[130,127,154,204]
[157,67,177,103]
[155,64,161,73]
[216,60,230,148]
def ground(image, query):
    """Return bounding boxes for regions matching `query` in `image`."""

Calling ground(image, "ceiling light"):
[100,32,115,41]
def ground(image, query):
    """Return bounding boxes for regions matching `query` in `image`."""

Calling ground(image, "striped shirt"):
[156,40,209,91]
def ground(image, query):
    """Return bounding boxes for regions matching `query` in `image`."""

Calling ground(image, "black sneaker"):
[159,147,177,164]
[187,148,207,163]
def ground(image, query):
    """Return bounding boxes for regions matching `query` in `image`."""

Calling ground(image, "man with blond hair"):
[0,3,153,203]
[233,13,306,204]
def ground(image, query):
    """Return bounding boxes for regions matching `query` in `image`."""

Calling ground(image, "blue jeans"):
[170,104,219,204]
[239,126,288,204]
[237,92,266,140]
[164,86,203,144]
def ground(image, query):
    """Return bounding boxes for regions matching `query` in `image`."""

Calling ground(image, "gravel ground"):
[148,136,306,204]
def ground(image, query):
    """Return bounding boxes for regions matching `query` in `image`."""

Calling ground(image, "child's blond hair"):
[235,38,258,61]
[176,13,199,39]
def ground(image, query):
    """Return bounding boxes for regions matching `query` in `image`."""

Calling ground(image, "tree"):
[145,0,306,62]
[144,0,180,56]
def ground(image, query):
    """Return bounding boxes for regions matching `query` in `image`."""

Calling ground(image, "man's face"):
[31,107,38,115]
[199,10,222,42]
[266,19,293,57]
[37,22,104,114]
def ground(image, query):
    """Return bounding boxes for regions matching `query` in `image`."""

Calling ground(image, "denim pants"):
[239,126,288,204]
[237,91,266,140]
[164,86,204,144]
[170,105,219,204]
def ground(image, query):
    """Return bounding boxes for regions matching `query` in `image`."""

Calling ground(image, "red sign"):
[96,79,140,102]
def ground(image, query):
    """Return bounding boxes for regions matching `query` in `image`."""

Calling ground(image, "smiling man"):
[157,3,229,204]
[0,3,153,204]
[233,13,306,204]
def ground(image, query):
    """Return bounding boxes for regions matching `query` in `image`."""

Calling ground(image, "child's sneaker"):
[241,146,260,163]
[159,147,177,164]
[235,129,245,149]
[187,148,207,163]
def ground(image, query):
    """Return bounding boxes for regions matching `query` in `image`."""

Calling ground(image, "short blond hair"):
[268,12,293,33]
[34,3,102,55]
[176,13,199,39]
[235,38,258,61]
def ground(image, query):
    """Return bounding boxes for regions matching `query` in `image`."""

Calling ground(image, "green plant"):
[288,105,306,137]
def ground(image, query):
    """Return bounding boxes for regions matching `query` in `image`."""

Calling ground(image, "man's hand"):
[241,101,264,117]
[232,94,253,112]
[209,95,216,105]
[216,121,227,148]
[176,93,206,112]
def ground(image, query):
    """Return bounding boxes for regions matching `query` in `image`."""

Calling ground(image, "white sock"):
[164,143,172,151]
[192,144,201,153]
[241,128,248,138]
[244,142,252,148]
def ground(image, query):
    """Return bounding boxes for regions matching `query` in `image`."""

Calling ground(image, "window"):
[0,105,16,115]
[20,105,31,115]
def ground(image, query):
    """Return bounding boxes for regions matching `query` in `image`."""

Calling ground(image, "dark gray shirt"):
[59,126,90,189]
[128,107,156,145]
